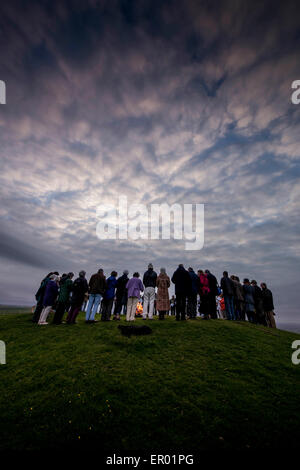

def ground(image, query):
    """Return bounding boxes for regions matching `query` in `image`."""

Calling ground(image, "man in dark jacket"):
[251,280,265,325]
[66,271,88,324]
[143,263,157,319]
[205,269,218,319]
[113,270,129,320]
[86,269,107,323]
[187,267,200,319]
[261,282,276,328]
[220,271,235,320]
[171,264,192,321]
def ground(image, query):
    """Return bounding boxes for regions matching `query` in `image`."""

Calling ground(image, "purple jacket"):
[126,277,144,298]
[43,280,59,306]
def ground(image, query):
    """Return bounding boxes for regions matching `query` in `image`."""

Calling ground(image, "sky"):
[0,0,299,321]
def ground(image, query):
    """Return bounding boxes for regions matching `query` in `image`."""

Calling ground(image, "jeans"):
[224,295,235,320]
[86,294,102,321]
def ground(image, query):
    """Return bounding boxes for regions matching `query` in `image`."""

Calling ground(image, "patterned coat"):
[156,273,170,311]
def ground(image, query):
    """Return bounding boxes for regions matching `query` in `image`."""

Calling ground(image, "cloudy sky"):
[0,0,299,321]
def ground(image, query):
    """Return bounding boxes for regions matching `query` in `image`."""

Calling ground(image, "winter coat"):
[143,269,157,288]
[116,274,129,300]
[261,288,274,311]
[71,277,88,305]
[243,284,255,312]
[104,275,118,300]
[89,272,107,295]
[126,277,144,298]
[35,276,51,302]
[156,273,170,311]
[58,278,73,303]
[43,280,59,307]
[233,280,244,301]
[220,276,235,296]
[171,266,192,296]
[189,270,200,295]
[206,272,218,297]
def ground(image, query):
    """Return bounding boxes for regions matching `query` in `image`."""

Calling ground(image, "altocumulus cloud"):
[0,0,299,320]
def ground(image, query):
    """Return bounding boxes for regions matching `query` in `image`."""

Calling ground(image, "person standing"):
[142,263,157,320]
[66,271,88,324]
[32,272,55,323]
[220,271,235,320]
[243,279,255,323]
[86,269,107,323]
[198,270,210,319]
[170,295,176,315]
[261,283,276,328]
[171,264,192,321]
[113,270,129,320]
[38,274,59,325]
[217,293,226,319]
[101,271,118,321]
[187,267,200,319]
[156,268,170,320]
[251,280,265,325]
[232,276,245,321]
[126,273,144,322]
[53,272,74,324]
[205,269,218,319]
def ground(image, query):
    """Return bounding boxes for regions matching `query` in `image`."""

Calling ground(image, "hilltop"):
[0,311,299,453]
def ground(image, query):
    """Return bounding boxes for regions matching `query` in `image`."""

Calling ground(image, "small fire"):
[135,302,143,316]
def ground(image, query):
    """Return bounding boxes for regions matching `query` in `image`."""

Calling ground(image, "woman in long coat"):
[156,268,170,320]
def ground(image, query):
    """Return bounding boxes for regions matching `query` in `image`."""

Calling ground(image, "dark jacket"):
[243,284,255,311]
[35,276,51,302]
[232,279,244,301]
[171,266,192,296]
[207,272,218,297]
[116,274,129,300]
[143,268,157,288]
[104,275,118,300]
[43,280,59,307]
[252,285,262,304]
[261,288,274,311]
[58,277,73,303]
[89,272,107,295]
[189,270,200,295]
[71,277,88,305]
[220,276,235,296]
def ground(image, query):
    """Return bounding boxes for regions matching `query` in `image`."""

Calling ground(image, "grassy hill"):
[0,311,299,453]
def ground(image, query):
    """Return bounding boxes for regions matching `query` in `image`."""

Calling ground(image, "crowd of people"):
[32,263,276,328]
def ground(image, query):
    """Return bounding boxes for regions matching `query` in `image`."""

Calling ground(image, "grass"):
[0,311,299,453]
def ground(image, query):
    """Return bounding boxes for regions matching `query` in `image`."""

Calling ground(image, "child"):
[217,293,226,319]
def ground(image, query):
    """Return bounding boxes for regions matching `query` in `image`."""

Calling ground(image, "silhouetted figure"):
[171,264,192,321]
